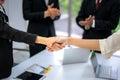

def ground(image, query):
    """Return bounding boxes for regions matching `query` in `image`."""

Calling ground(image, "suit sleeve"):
[0,20,37,45]
[76,0,88,30]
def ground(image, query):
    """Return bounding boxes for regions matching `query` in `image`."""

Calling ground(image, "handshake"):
[35,36,67,52]
[45,37,67,52]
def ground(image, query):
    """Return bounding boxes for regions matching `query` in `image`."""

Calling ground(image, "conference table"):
[4,49,108,80]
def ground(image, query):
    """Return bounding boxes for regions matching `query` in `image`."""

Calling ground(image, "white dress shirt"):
[45,0,49,6]
[0,5,7,23]
[0,5,5,14]
[96,0,102,4]
[99,30,120,59]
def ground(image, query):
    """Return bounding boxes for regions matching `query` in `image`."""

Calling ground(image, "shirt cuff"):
[91,20,95,28]
[44,12,46,18]
[99,39,113,59]
[85,26,90,30]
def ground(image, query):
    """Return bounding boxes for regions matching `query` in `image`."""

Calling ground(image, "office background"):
[3,0,120,63]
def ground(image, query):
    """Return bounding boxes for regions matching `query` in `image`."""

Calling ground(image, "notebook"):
[90,52,118,80]
[62,47,90,65]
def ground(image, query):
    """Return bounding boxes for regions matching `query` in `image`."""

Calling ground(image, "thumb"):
[49,3,54,8]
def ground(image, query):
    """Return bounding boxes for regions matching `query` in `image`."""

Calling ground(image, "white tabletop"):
[4,50,107,80]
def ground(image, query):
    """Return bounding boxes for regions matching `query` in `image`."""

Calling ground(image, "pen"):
[39,65,48,70]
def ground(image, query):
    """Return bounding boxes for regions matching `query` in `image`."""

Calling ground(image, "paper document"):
[26,64,45,75]
[26,64,52,75]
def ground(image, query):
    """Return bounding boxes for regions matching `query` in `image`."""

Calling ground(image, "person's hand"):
[46,37,67,52]
[79,15,95,29]
[46,42,66,52]
[49,8,61,19]
[47,3,61,19]
[36,36,66,51]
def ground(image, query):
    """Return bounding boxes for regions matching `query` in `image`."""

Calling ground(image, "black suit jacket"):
[76,0,120,39]
[0,11,37,79]
[22,0,60,37]
[22,0,60,55]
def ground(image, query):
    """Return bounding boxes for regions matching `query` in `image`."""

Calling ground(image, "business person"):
[76,0,120,52]
[0,0,64,79]
[23,0,61,56]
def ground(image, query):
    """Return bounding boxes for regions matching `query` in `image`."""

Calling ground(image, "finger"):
[52,43,63,51]
[61,42,67,47]
[56,10,61,16]
[46,47,54,52]
[79,21,85,26]
[49,3,54,8]
[86,15,92,21]
[53,43,63,49]
[85,17,90,21]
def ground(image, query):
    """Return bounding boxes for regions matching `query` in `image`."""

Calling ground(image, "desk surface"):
[4,50,108,80]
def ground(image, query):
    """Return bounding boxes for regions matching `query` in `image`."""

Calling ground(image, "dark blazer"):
[0,11,37,79]
[76,0,120,39]
[22,0,60,55]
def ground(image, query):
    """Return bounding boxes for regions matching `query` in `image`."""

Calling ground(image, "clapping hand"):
[79,15,95,29]
[47,3,61,19]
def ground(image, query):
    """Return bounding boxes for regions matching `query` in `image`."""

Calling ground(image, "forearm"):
[0,23,37,44]
[66,37,100,51]
[35,36,48,45]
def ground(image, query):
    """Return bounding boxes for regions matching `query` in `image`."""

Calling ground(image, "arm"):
[76,0,88,30]
[0,23,37,44]
[65,30,120,58]
[0,22,64,51]
[99,30,120,58]
[46,37,100,52]
[66,37,100,51]
[0,23,63,47]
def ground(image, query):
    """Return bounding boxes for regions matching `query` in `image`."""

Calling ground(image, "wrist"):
[35,36,48,45]
[44,10,50,18]
[64,37,69,44]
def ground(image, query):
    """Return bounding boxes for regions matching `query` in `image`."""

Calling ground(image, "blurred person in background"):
[76,0,120,53]
[0,0,64,79]
[23,0,61,57]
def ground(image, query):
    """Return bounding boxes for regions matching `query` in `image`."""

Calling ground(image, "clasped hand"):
[47,3,61,19]
[79,15,95,29]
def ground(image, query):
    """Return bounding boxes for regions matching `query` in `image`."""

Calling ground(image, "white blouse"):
[99,30,120,59]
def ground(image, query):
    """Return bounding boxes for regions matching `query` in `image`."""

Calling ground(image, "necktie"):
[96,0,100,8]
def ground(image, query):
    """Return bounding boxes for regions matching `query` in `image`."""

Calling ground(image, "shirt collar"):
[96,0,102,3]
